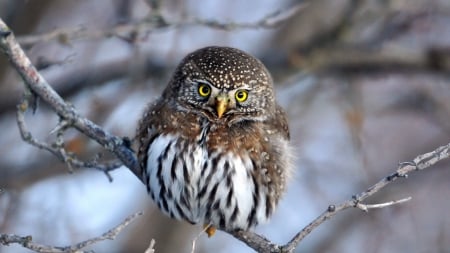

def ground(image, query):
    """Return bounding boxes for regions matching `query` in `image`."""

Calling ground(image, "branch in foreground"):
[232,142,450,253]
[0,212,143,253]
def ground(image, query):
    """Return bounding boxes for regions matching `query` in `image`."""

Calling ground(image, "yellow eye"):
[198,84,211,97]
[235,90,248,102]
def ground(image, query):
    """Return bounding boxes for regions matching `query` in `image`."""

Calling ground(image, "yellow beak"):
[215,94,229,118]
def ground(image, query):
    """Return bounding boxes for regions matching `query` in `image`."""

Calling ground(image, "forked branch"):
[0,19,141,181]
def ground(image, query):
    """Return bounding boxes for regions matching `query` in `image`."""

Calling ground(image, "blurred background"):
[1,0,450,252]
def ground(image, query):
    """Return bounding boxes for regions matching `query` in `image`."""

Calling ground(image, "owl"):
[136,46,292,236]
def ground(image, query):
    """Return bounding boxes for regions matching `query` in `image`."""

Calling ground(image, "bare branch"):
[16,3,306,47]
[230,142,450,253]
[355,197,412,212]
[189,3,307,31]
[0,18,141,181]
[69,211,143,250]
[16,94,122,181]
[280,142,450,253]
[0,212,143,253]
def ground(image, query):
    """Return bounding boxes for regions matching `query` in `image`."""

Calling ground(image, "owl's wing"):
[135,100,163,176]
[272,104,290,140]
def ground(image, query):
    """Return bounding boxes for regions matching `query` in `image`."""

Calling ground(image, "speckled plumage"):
[136,46,292,233]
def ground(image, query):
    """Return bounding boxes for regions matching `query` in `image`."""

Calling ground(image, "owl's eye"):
[235,90,248,103]
[198,84,211,97]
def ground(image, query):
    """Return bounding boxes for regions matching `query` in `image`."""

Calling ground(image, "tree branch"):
[16,94,122,181]
[0,18,141,181]
[16,3,306,47]
[0,212,143,253]
[354,196,412,212]
[232,142,450,253]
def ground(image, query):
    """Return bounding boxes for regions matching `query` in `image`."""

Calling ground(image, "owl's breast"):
[144,130,272,231]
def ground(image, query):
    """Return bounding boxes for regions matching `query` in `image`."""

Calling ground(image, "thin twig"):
[280,142,450,253]
[189,3,306,31]
[16,3,306,47]
[16,95,122,181]
[68,211,143,250]
[0,212,143,253]
[190,224,214,253]
[355,197,412,212]
[144,239,156,253]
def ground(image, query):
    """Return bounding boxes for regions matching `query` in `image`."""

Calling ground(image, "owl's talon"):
[204,224,216,237]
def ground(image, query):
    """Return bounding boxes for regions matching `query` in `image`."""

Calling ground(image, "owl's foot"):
[203,224,216,237]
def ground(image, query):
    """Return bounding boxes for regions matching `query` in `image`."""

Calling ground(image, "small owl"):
[136,46,292,236]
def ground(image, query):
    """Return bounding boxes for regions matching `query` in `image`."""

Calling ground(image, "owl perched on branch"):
[136,46,292,236]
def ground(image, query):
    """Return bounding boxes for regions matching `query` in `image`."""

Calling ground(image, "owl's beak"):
[215,94,229,118]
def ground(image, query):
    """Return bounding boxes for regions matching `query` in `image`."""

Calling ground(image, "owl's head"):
[164,46,276,123]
